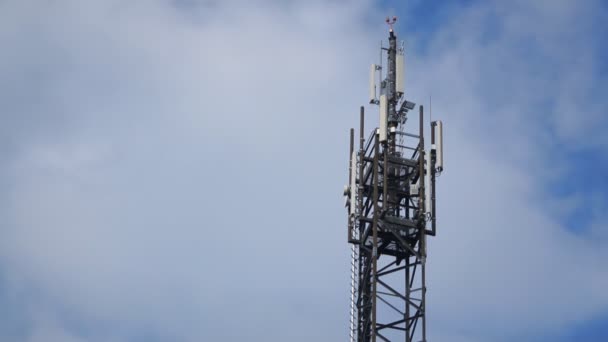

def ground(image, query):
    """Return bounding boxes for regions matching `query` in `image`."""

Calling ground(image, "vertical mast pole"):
[371,135,380,342]
[418,105,427,342]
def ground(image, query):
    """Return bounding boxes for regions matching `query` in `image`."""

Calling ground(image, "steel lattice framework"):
[345,24,442,342]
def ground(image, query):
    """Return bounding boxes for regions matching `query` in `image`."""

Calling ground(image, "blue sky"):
[0,0,607,341]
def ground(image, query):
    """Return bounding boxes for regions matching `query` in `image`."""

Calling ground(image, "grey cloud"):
[0,0,377,341]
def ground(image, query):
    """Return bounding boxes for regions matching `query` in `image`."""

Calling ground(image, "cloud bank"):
[0,0,606,341]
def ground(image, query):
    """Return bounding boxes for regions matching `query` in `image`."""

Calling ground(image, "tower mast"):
[344,17,445,342]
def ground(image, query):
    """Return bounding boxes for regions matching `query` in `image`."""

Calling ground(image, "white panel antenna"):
[379,95,388,143]
[396,53,405,94]
[369,64,377,104]
[434,120,443,171]
[409,180,419,196]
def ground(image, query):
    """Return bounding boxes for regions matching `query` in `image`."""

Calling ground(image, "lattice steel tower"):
[343,18,444,342]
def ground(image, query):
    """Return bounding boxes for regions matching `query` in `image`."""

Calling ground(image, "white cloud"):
[403,0,608,339]
[0,0,378,341]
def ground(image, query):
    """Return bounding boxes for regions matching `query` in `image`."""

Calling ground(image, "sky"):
[0,0,607,341]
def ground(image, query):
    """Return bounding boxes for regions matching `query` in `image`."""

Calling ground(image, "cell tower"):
[343,17,444,342]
